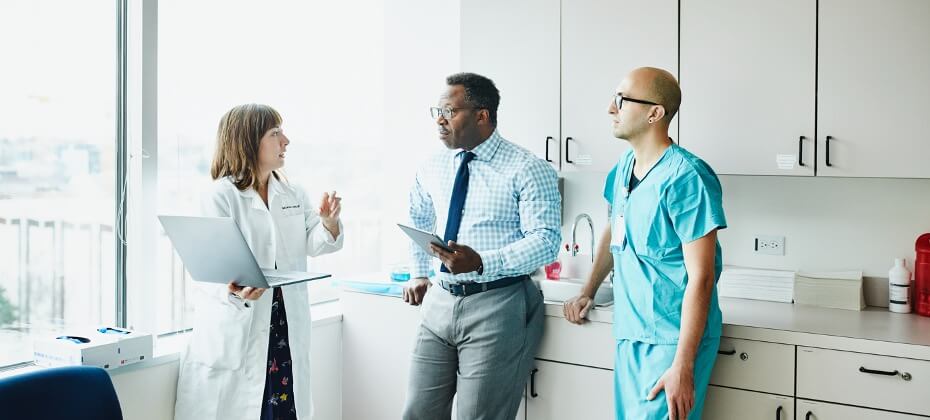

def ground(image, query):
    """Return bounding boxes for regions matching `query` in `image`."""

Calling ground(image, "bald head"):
[627,67,681,122]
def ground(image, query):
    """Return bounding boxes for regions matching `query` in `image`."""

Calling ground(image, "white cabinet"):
[460,0,678,173]
[709,338,794,395]
[681,0,930,178]
[797,347,930,416]
[797,399,927,420]
[560,0,678,173]
[525,360,614,420]
[680,0,815,176]
[703,386,794,420]
[460,0,561,168]
[817,0,930,178]
[341,291,421,420]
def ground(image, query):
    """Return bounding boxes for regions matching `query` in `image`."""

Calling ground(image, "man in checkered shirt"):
[401,72,561,420]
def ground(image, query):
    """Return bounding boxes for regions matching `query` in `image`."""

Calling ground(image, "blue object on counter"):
[389,268,435,282]
[390,271,411,282]
[336,280,405,297]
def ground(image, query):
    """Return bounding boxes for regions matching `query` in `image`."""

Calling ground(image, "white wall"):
[559,170,930,303]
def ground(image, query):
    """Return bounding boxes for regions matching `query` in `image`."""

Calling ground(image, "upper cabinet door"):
[818,0,930,178]
[560,0,678,173]
[460,0,561,169]
[680,0,815,176]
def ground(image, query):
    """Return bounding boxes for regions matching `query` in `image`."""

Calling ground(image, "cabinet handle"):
[776,406,783,420]
[859,366,899,376]
[718,349,736,356]
[565,137,574,164]
[805,411,813,420]
[545,136,554,163]
[825,136,833,167]
[530,368,539,398]
[798,136,805,166]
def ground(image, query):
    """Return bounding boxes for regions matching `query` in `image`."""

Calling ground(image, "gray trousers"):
[402,278,544,420]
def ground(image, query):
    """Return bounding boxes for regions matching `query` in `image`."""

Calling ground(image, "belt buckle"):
[445,282,462,297]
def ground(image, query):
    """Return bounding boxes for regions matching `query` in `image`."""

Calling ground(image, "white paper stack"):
[794,270,865,311]
[718,266,796,303]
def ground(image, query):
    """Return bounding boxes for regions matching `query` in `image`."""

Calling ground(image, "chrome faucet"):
[570,213,594,263]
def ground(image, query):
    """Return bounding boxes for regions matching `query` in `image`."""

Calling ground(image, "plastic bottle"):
[889,258,912,313]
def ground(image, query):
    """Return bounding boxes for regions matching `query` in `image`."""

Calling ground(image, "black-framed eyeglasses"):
[430,106,476,120]
[613,94,661,110]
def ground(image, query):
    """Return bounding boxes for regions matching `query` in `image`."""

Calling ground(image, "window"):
[0,0,461,362]
[145,0,460,335]
[0,0,117,366]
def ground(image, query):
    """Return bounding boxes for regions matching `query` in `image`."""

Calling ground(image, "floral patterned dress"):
[260,287,296,420]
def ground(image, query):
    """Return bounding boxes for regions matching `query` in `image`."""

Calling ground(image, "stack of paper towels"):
[718,266,796,303]
[718,266,865,311]
[793,270,865,311]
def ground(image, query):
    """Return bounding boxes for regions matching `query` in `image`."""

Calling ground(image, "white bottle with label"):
[889,258,912,313]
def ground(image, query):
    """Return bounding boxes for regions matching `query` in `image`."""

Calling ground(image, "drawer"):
[709,337,794,395]
[797,347,930,416]
[536,316,614,369]
[797,399,926,420]
[703,386,793,420]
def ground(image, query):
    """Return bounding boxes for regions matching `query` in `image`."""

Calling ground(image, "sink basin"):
[538,278,613,306]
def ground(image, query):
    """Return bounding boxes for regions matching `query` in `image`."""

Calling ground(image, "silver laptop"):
[158,215,331,288]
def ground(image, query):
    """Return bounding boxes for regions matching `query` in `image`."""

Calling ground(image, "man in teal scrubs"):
[563,67,727,420]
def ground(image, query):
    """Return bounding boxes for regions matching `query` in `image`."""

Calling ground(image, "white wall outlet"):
[754,235,786,256]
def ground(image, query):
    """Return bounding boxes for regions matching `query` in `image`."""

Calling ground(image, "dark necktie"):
[440,151,476,273]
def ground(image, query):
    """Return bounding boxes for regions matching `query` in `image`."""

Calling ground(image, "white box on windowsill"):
[89,327,154,367]
[33,333,121,370]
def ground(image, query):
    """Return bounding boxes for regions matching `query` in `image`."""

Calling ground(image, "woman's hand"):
[228,282,266,301]
[319,191,342,237]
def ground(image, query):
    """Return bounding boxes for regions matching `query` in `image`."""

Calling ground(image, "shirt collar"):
[458,129,503,162]
[233,172,287,206]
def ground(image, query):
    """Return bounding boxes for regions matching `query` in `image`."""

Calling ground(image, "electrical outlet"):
[754,235,785,256]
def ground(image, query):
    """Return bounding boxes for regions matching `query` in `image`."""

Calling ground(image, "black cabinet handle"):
[859,366,899,376]
[776,406,783,420]
[530,368,539,398]
[545,136,554,163]
[718,349,736,356]
[565,137,574,164]
[806,411,813,420]
[798,136,805,166]
[825,136,833,167]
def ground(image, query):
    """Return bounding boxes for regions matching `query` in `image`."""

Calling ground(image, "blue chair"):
[0,365,123,420]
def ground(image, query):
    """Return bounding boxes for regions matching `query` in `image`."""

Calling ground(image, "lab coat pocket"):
[188,301,252,370]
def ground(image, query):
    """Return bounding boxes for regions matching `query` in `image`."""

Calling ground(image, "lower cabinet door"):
[797,399,926,420]
[702,385,793,420]
[525,360,614,420]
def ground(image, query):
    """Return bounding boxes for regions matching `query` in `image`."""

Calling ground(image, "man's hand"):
[228,282,266,301]
[430,241,483,274]
[647,362,695,420]
[403,277,431,306]
[563,294,594,325]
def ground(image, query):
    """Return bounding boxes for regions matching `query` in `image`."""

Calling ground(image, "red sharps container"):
[915,233,930,317]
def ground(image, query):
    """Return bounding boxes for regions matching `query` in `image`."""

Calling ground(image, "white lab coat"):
[174,174,343,420]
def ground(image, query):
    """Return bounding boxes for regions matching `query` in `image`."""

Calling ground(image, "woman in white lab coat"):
[174,104,344,420]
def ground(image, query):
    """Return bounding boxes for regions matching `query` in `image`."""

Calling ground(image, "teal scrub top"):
[604,143,727,345]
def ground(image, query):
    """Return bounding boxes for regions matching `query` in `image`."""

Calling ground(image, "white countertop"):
[543,297,930,360]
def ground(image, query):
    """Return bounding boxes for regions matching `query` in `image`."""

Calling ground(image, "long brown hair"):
[210,104,283,191]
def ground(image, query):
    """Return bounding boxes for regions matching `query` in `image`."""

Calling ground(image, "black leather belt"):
[439,275,529,297]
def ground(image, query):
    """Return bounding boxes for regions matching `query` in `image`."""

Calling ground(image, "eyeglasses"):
[430,106,476,120]
[613,94,661,110]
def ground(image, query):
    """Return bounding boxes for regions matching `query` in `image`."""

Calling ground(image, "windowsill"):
[0,300,343,379]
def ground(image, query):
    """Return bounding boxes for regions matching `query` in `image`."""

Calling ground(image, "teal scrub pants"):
[614,338,720,419]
